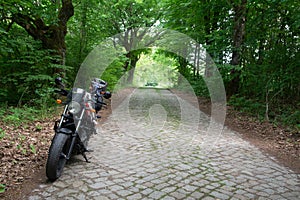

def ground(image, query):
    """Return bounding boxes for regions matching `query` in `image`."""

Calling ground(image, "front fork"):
[65,108,90,163]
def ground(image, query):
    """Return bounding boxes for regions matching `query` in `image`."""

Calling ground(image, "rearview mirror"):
[55,77,65,88]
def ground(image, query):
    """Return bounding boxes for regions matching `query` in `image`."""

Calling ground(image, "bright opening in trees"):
[133,50,178,88]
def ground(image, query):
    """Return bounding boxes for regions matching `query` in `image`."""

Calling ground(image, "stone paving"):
[28,88,300,200]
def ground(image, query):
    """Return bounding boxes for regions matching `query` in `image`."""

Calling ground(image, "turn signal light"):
[56,99,62,104]
[90,109,96,113]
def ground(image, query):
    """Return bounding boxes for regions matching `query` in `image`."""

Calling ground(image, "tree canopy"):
[0,0,299,127]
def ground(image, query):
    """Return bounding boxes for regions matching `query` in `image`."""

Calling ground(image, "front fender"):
[56,128,73,135]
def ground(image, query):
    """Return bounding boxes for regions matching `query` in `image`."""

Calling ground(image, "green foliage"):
[189,78,210,98]
[98,0,161,34]
[35,124,43,131]
[1,0,61,24]
[0,105,55,126]
[0,128,5,140]
[22,149,27,155]
[0,0,298,130]
[229,95,300,127]
[162,0,231,58]
[280,109,300,128]
[0,25,67,106]
[162,0,299,128]
[66,0,163,86]
[16,133,28,154]
[134,52,177,88]
[30,144,37,154]
[229,95,266,119]
[0,0,74,106]
[0,184,5,193]
[99,56,127,90]
[2,107,36,126]
[218,64,242,84]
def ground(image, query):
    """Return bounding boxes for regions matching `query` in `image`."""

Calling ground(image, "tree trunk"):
[193,45,197,78]
[12,0,74,75]
[177,56,189,85]
[79,0,88,63]
[203,1,215,78]
[128,53,139,84]
[231,0,247,66]
[124,52,140,84]
[227,0,247,96]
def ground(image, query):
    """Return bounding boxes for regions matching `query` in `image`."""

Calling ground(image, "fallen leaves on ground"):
[0,102,112,199]
[0,119,54,194]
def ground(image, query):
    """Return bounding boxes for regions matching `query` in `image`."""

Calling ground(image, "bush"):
[280,109,300,128]
[229,95,265,119]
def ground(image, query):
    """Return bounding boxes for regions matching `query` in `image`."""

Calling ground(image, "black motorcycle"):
[46,77,111,182]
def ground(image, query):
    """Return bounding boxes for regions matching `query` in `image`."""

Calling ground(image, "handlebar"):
[54,89,69,96]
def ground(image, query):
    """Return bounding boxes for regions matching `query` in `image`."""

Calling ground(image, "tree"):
[161,0,232,78]
[0,0,75,104]
[95,0,162,84]
[227,0,247,96]
[2,0,74,70]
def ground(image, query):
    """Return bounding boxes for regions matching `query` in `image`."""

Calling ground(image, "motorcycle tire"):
[46,133,71,182]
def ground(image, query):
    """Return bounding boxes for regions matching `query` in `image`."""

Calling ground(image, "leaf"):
[0,128,5,139]
[0,184,5,193]
[30,144,37,154]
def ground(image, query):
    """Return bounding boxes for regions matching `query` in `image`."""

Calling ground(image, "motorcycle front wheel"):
[46,133,71,182]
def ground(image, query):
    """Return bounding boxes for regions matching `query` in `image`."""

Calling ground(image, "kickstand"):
[82,152,90,163]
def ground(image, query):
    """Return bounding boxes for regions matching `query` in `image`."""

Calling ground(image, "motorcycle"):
[46,77,111,182]
[91,78,111,114]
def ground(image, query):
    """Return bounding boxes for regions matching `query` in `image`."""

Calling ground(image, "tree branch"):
[58,0,74,27]
[13,13,41,40]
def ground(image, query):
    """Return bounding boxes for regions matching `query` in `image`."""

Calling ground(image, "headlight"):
[68,101,81,114]
[104,91,111,99]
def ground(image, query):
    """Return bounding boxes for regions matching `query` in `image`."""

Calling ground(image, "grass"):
[0,104,57,126]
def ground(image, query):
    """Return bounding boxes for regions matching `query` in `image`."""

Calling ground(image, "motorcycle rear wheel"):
[46,133,71,182]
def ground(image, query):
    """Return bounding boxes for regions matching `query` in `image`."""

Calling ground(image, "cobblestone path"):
[28,88,299,200]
